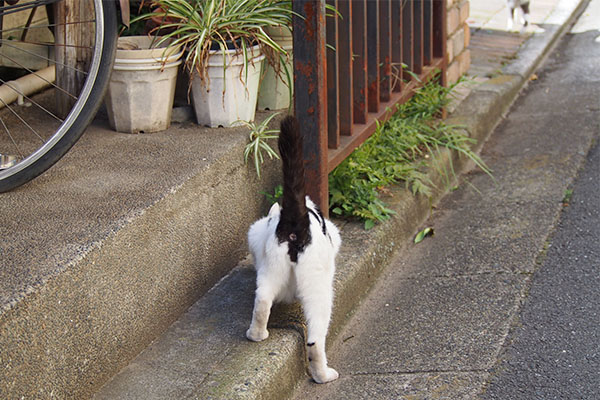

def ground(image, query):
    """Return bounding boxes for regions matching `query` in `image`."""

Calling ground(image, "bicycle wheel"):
[0,0,117,192]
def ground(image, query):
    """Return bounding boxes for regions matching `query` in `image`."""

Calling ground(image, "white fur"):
[507,0,531,31]
[246,197,341,383]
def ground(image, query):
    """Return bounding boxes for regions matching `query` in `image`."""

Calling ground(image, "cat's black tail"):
[276,116,311,262]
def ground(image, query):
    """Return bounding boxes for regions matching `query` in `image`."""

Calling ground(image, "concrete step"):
[0,112,281,399]
[90,162,465,399]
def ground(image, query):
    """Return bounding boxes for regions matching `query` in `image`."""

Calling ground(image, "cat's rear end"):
[246,116,340,383]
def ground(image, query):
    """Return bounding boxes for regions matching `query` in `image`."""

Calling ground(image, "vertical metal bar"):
[337,0,353,136]
[433,0,447,86]
[423,0,433,65]
[402,0,413,82]
[352,0,367,124]
[391,0,402,92]
[326,0,339,149]
[366,0,379,112]
[292,0,329,214]
[379,0,392,101]
[412,0,423,75]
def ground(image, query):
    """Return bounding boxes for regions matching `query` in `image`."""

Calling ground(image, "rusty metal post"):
[379,0,392,101]
[424,0,433,65]
[391,0,403,92]
[366,0,379,112]
[326,0,340,149]
[412,0,423,75]
[433,0,447,87]
[352,0,367,124]
[337,0,353,136]
[292,0,329,214]
[402,0,413,81]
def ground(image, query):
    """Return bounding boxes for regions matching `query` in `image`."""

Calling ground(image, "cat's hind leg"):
[521,2,531,27]
[246,285,274,342]
[296,269,338,383]
[507,6,516,31]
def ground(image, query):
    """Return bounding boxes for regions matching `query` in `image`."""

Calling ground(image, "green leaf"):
[414,227,434,244]
[364,219,375,230]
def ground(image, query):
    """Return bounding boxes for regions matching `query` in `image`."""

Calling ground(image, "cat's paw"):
[311,367,339,384]
[246,327,269,342]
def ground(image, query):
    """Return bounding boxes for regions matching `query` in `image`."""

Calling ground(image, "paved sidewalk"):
[469,0,560,32]
[453,0,572,105]
[292,0,599,398]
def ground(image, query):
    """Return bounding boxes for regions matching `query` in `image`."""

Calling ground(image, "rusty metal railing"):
[292,0,447,215]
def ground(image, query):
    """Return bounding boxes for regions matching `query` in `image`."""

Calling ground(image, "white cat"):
[246,116,341,384]
[507,0,531,31]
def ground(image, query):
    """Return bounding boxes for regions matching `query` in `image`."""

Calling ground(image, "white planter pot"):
[258,26,293,111]
[105,36,182,133]
[191,46,264,127]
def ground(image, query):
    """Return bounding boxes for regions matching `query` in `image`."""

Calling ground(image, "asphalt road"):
[483,109,600,400]
[482,4,600,398]
[291,1,600,398]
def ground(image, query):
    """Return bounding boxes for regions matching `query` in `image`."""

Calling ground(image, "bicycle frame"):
[0,0,130,31]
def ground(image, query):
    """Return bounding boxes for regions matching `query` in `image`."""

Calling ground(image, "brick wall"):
[446,0,471,84]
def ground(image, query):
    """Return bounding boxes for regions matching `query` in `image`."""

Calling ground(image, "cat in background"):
[507,0,531,31]
[246,116,341,384]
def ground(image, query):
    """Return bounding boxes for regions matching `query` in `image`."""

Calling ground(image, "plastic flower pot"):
[105,36,182,133]
[191,45,264,127]
[258,25,293,111]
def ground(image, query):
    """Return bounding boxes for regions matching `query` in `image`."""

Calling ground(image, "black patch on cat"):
[308,357,313,362]
[277,228,310,263]
[308,207,327,237]
[307,342,315,347]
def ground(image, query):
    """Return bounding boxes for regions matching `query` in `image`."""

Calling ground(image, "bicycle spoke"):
[2,38,94,50]
[0,0,61,17]
[0,45,88,102]
[6,39,94,50]
[0,57,80,101]
[0,77,65,123]
[0,97,45,143]
[0,0,115,191]
[0,20,97,37]
[0,116,24,159]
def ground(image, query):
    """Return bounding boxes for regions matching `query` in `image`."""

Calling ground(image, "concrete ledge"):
[0,115,282,399]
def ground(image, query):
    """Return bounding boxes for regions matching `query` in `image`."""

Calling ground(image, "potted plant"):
[256,3,338,111]
[257,24,293,111]
[138,0,294,127]
[104,35,183,133]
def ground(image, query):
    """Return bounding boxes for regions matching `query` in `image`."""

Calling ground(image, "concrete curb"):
[93,1,588,398]
[0,118,283,399]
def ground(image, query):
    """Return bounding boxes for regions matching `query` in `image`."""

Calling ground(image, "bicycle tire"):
[0,0,117,192]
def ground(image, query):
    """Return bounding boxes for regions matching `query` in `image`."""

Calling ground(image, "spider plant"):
[135,0,295,86]
[241,112,281,178]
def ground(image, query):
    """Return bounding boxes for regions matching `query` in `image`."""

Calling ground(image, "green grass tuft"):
[329,76,491,229]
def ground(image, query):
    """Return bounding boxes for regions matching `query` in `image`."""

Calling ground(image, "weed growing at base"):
[329,77,491,229]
